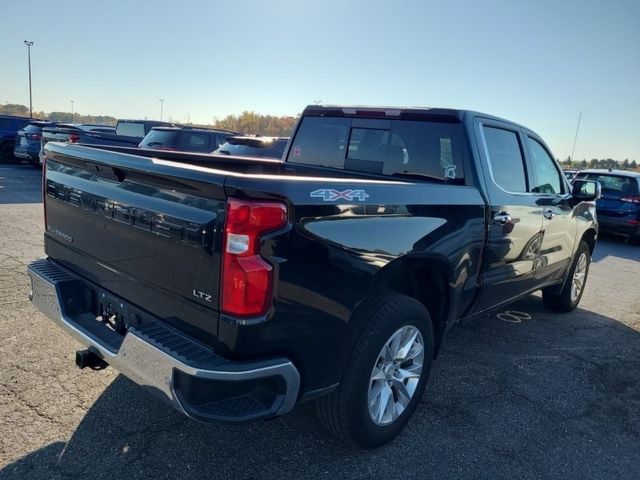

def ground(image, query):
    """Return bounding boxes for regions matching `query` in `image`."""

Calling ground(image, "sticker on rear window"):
[292,145,302,158]
[444,165,457,179]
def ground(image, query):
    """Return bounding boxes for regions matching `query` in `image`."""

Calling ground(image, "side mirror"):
[572,179,601,201]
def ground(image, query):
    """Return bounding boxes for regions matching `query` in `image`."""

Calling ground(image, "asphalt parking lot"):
[0,163,638,480]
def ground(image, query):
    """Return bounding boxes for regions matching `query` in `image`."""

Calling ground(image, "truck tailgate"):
[43,143,227,343]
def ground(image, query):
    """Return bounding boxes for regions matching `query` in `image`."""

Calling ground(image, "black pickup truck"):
[28,105,600,447]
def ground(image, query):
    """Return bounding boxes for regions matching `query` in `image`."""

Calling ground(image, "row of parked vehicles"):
[0,114,288,168]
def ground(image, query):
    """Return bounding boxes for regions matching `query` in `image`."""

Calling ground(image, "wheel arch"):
[364,254,457,357]
[581,228,597,254]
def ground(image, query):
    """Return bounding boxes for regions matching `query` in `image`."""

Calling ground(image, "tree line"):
[212,111,298,137]
[1,103,298,137]
[0,103,117,126]
[560,157,638,170]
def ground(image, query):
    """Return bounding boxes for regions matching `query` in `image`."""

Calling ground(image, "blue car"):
[574,169,640,243]
[14,120,54,167]
[0,115,32,163]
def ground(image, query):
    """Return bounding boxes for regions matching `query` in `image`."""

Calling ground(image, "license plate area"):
[96,290,130,335]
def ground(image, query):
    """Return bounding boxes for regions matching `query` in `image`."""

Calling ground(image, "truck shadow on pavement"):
[3,295,640,480]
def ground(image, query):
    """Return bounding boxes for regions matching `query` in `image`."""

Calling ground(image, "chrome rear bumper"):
[27,258,300,422]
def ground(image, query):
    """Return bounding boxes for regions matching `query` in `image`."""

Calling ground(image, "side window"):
[528,138,562,194]
[482,126,527,192]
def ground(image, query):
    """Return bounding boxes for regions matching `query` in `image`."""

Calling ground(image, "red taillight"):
[221,198,287,317]
[28,133,41,141]
[620,195,640,204]
[68,133,80,143]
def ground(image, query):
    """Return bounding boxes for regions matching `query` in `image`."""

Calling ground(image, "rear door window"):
[288,116,464,181]
[482,126,527,192]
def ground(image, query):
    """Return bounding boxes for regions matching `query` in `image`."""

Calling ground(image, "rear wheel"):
[315,292,434,448]
[0,142,15,164]
[542,241,591,312]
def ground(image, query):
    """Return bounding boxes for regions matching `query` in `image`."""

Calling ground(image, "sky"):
[1,0,639,161]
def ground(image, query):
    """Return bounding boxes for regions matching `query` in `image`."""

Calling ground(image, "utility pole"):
[24,40,34,118]
[71,100,74,122]
[570,112,582,163]
[159,98,165,121]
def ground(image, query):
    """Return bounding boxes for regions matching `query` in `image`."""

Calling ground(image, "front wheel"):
[315,293,434,448]
[543,241,591,312]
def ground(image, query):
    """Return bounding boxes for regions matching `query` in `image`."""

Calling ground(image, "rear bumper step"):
[27,258,300,422]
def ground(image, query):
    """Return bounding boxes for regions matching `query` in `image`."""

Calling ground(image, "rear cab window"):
[287,116,465,182]
[116,121,145,138]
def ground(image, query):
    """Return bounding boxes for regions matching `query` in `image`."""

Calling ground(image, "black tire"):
[542,240,591,312]
[32,159,41,168]
[315,292,434,448]
[0,142,15,164]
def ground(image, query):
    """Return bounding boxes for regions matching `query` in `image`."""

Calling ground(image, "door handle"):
[543,209,555,220]
[493,212,512,225]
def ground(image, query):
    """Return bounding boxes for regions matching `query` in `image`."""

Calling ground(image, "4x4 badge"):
[310,189,370,202]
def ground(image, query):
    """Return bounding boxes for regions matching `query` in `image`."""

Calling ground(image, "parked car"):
[213,136,288,159]
[0,115,32,163]
[40,119,170,160]
[29,105,600,448]
[38,123,119,165]
[574,169,640,242]
[14,121,56,167]
[139,126,238,154]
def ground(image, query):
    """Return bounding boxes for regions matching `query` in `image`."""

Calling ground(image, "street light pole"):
[24,40,34,118]
[159,98,165,121]
[71,100,74,122]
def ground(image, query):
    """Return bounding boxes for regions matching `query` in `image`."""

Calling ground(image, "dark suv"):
[574,169,640,242]
[14,121,55,167]
[0,115,32,163]
[139,127,238,154]
[213,136,288,159]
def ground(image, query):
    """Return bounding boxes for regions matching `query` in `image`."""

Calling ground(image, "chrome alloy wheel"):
[367,325,425,426]
[571,252,588,302]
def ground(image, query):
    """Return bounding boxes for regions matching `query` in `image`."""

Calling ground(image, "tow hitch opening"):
[75,349,109,370]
